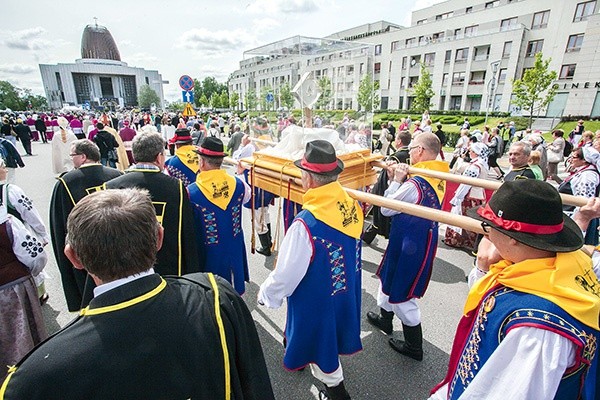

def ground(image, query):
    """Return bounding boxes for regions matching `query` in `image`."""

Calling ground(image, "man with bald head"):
[367,132,449,361]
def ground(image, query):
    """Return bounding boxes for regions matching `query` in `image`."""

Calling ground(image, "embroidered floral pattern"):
[202,207,218,245]
[314,237,346,295]
[232,193,243,236]
[16,195,33,211]
[20,234,44,258]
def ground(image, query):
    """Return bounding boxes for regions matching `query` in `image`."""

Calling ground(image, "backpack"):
[563,140,573,157]
[0,141,8,163]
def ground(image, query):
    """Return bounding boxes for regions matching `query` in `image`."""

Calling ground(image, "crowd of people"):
[0,109,599,399]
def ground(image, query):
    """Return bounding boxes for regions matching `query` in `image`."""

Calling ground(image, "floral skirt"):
[444,197,485,250]
[0,275,48,374]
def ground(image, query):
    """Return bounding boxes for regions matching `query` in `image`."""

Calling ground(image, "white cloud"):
[178,28,255,57]
[126,52,159,65]
[246,0,319,15]
[0,64,36,74]
[251,18,281,35]
[3,27,49,50]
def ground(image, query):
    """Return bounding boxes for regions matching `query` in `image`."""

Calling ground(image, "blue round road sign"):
[266,92,274,102]
[179,75,194,91]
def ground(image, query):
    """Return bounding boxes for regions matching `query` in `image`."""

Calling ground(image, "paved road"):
[16,141,481,399]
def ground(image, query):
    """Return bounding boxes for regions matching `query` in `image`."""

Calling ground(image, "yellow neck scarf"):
[195,169,237,210]
[411,160,449,203]
[302,181,364,239]
[176,145,199,174]
[466,250,600,329]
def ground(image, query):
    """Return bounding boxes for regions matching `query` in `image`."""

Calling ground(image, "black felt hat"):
[170,128,193,144]
[195,136,225,157]
[467,180,583,252]
[294,140,344,176]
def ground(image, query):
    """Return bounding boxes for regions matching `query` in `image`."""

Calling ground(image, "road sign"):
[179,75,194,91]
[266,92,274,103]
[182,91,194,103]
[182,103,197,117]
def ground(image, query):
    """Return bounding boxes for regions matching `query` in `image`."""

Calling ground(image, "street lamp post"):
[485,60,501,126]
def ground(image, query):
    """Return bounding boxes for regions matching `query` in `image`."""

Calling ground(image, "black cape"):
[1,273,275,400]
[49,164,122,311]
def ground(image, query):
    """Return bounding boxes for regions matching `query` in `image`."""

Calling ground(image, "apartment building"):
[230,0,600,117]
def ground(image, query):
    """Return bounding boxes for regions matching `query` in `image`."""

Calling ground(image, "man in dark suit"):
[2,188,274,400]
[105,131,199,276]
[49,139,122,311]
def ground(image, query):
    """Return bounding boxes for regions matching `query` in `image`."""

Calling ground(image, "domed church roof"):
[81,23,121,61]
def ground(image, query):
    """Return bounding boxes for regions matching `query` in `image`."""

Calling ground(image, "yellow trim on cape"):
[195,170,237,211]
[410,160,449,203]
[465,250,600,330]
[302,181,364,239]
[0,366,16,398]
[175,145,200,174]
[208,273,231,400]
[177,180,183,276]
[79,278,167,316]
[58,177,77,207]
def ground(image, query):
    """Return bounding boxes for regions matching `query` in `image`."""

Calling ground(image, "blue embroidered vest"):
[188,177,248,294]
[165,156,196,187]
[283,210,363,373]
[242,169,276,210]
[448,287,599,400]
[378,176,441,303]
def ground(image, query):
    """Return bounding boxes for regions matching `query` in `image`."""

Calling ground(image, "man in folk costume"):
[1,189,275,400]
[49,139,122,311]
[259,140,363,400]
[104,132,199,277]
[429,180,600,400]
[367,132,448,361]
[165,128,199,187]
[188,137,251,295]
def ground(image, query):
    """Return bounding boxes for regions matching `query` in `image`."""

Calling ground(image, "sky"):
[1,0,444,102]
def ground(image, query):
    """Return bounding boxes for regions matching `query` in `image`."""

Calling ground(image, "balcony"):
[469,80,485,85]
[473,54,489,61]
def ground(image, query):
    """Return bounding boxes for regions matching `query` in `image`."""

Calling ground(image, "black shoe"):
[388,323,423,361]
[39,293,49,306]
[318,381,351,400]
[366,309,394,335]
[256,233,272,256]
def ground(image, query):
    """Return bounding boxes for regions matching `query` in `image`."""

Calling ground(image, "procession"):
[0,105,599,399]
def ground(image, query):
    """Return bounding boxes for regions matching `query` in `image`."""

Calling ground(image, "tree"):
[166,101,184,112]
[316,77,332,110]
[194,76,228,107]
[21,90,47,110]
[410,63,435,113]
[279,82,294,110]
[357,73,380,112]
[245,89,257,110]
[0,81,24,110]
[199,94,209,107]
[219,91,229,109]
[210,93,221,109]
[511,52,558,128]
[260,85,273,111]
[137,84,161,109]
[230,92,240,110]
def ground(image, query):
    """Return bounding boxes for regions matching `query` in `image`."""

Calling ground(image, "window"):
[450,96,462,110]
[436,11,453,20]
[452,72,466,85]
[526,40,544,57]
[465,25,478,36]
[375,44,382,55]
[466,6,473,13]
[359,63,364,74]
[442,73,449,86]
[456,48,469,62]
[574,1,596,22]
[405,37,416,47]
[424,52,435,66]
[337,66,345,76]
[469,71,486,85]
[485,1,499,8]
[445,50,452,63]
[454,28,461,36]
[402,56,407,69]
[410,55,421,67]
[500,17,518,31]
[532,10,550,29]
[473,46,490,61]
[498,68,507,84]
[417,19,426,25]
[391,41,399,52]
[400,77,406,88]
[432,32,445,41]
[347,65,354,75]
[560,64,576,79]
[502,41,512,58]
[566,34,584,52]
[374,62,381,74]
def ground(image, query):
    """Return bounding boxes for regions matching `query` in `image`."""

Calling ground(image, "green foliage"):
[357,73,380,112]
[137,84,161,109]
[260,85,273,111]
[245,89,257,110]
[439,116,458,124]
[199,94,209,107]
[316,77,332,110]
[410,64,435,113]
[279,83,294,110]
[0,81,48,110]
[511,52,558,128]
[166,101,184,112]
[194,77,227,107]
[229,92,240,110]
